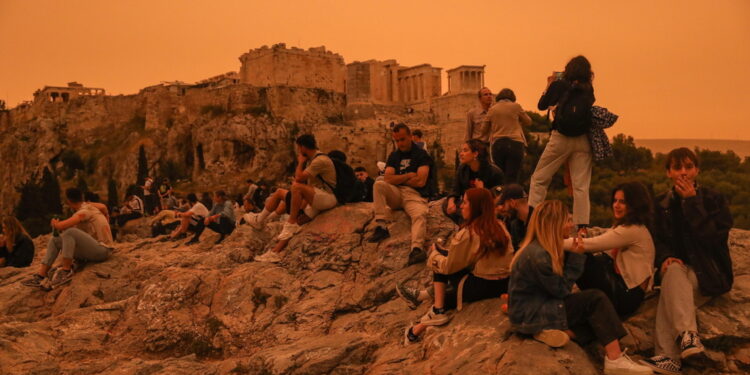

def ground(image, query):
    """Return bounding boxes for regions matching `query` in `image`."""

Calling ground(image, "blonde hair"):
[1,216,29,252]
[510,200,569,275]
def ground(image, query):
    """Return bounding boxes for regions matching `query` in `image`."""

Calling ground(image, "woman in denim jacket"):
[508,200,652,375]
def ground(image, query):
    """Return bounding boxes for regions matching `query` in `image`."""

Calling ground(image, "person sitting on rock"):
[368,123,434,266]
[354,166,375,203]
[253,134,338,263]
[162,193,209,241]
[398,188,513,344]
[444,139,503,224]
[496,184,533,251]
[0,216,35,268]
[22,188,113,289]
[115,194,144,227]
[149,209,181,237]
[562,181,655,318]
[639,148,733,375]
[186,190,235,245]
[243,179,259,210]
[508,200,653,375]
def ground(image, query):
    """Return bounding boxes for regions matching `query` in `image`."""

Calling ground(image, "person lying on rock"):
[186,190,235,245]
[639,148,733,375]
[508,200,653,375]
[368,123,435,266]
[0,216,35,268]
[495,184,533,252]
[443,139,502,224]
[253,134,337,263]
[22,188,113,289]
[161,193,209,242]
[562,181,655,318]
[398,188,513,345]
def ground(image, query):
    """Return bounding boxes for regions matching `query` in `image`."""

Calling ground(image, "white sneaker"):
[247,213,265,230]
[255,251,282,263]
[604,351,654,375]
[277,222,301,241]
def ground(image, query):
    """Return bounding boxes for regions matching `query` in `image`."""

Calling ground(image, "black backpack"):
[554,86,594,137]
[314,153,360,204]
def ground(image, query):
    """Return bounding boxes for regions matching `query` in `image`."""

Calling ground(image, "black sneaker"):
[403,326,420,346]
[639,355,681,375]
[678,330,704,359]
[368,226,390,243]
[22,274,46,288]
[407,247,426,266]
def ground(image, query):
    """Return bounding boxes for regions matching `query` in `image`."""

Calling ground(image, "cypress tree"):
[39,167,62,215]
[137,145,148,187]
[107,178,119,208]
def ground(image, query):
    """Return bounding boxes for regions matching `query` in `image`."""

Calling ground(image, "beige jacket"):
[427,226,514,280]
[485,100,532,145]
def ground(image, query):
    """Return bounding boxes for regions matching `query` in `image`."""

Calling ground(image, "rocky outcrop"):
[0,202,748,374]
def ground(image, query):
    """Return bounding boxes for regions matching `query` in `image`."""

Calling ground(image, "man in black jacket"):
[641,148,733,375]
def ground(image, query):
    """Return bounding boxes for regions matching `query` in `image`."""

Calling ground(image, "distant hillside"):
[635,139,750,158]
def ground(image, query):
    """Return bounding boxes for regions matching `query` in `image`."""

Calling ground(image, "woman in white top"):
[565,181,655,317]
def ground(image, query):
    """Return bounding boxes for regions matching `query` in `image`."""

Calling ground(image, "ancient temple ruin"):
[33,82,105,103]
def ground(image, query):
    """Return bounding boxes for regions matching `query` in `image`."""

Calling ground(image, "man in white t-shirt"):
[22,188,112,289]
[163,193,209,241]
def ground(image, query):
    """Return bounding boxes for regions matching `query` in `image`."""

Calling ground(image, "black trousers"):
[116,212,143,227]
[191,216,235,241]
[577,253,645,317]
[564,289,627,346]
[434,270,509,311]
[491,138,525,184]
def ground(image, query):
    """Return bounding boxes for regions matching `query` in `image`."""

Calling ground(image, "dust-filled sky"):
[1,0,749,139]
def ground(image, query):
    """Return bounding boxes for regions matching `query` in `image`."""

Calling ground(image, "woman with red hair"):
[397,187,513,344]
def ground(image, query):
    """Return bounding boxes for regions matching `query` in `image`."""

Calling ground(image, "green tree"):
[39,167,62,215]
[107,178,119,208]
[604,134,653,172]
[526,111,551,132]
[76,174,89,193]
[137,144,148,188]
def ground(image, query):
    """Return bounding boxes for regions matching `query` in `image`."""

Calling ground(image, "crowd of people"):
[0,55,734,375]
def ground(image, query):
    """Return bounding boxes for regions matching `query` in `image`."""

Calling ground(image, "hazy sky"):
[1,0,749,139]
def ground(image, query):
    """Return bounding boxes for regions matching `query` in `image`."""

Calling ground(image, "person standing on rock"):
[186,190,235,245]
[142,176,156,215]
[640,148,733,375]
[486,88,532,184]
[399,188,513,344]
[253,134,338,263]
[368,123,434,266]
[443,139,503,224]
[0,216,35,268]
[508,200,653,375]
[465,87,493,143]
[158,178,173,211]
[22,188,113,289]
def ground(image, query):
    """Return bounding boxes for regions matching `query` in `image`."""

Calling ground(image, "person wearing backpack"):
[528,55,595,231]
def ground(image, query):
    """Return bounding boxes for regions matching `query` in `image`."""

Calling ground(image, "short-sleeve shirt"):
[76,203,114,245]
[306,153,337,193]
[386,143,434,197]
[189,202,209,218]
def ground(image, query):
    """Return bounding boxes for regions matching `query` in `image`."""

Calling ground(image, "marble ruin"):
[33,82,105,103]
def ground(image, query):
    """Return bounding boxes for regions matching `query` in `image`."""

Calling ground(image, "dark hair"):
[214,190,226,199]
[354,166,367,173]
[65,188,83,203]
[295,134,317,150]
[495,88,516,102]
[466,139,490,166]
[612,181,653,228]
[328,150,346,162]
[664,147,699,170]
[187,193,198,203]
[392,123,411,135]
[563,55,593,86]
[84,191,100,202]
[463,188,510,257]
[246,179,255,184]
[412,129,423,138]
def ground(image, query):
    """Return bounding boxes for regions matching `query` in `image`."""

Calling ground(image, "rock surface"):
[0,202,749,374]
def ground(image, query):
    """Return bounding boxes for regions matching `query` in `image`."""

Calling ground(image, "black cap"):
[497,184,528,204]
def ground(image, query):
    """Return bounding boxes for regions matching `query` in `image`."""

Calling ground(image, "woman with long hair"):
[399,188,513,344]
[528,56,596,232]
[508,200,652,375]
[443,139,503,224]
[568,182,655,317]
[0,216,35,268]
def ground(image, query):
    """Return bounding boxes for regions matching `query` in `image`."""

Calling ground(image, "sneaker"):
[407,247,426,266]
[50,269,74,288]
[419,307,450,326]
[604,350,654,375]
[255,251,282,263]
[639,356,681,375]
[403,326,420,345]
[368,226,390,243]
[395,282,422,310]
[533,330,570,348]
[22,274,46,288]
[678,331,704,360]
[277,222,301,241]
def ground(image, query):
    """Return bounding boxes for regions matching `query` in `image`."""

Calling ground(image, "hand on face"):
[674,176,696,198]
[297,153,308,165]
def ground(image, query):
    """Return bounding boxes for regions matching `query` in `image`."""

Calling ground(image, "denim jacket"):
[508,240,586,334]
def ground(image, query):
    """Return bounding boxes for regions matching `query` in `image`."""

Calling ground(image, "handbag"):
[588,106,618,161]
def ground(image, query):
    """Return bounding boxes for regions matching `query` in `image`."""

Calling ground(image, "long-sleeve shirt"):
[564,224,655,289]
[0,235,35,268]
[465,107,490,142]
[428,226,514,280]
[486,100,532,145]
[209,200,235,223]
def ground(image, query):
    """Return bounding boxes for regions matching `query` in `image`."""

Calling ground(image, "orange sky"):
[1,0,749,139]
